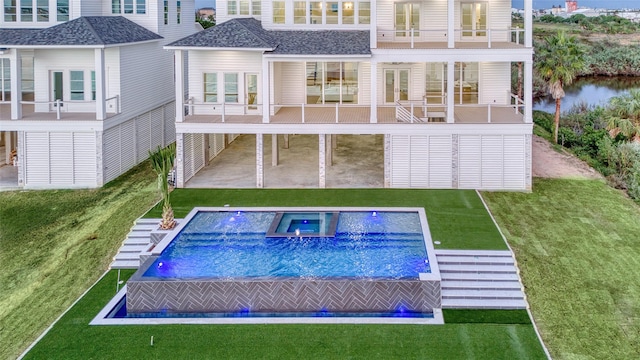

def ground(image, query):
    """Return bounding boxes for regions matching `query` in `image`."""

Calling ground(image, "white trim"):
[164,46,273,51]
[4,39,162,50]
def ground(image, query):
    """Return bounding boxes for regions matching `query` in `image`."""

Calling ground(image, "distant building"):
[197,7,216,21]
[566,1,578,13]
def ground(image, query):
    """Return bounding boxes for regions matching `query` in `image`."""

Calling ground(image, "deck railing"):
[185,100,263,122]
[376,27,526,48]
[18,95,120,120]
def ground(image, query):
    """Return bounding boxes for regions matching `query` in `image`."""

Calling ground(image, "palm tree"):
[149,143,177,230]
[606,89,640,142]
[535,31,585,143]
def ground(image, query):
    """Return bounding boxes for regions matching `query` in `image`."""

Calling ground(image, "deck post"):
[256,134,264,188]
[326,133,333,166]
[319,134,326,188]
[447,61,455,123]
[10,49,22,120]
[5,131,12,164]
[370,61,377,123]
[283,134,289,149]
[524,60,533,123]
[447,0,455,48]
[525,0,533,48]
[262,58,270,123]
[94,48,106,120]
[174,50,184,122]
[271,134,279,166]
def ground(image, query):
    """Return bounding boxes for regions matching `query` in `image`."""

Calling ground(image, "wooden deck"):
[376,41,525,50]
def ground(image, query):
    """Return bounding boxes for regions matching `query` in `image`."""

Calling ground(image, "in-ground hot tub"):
[126,207,441,315]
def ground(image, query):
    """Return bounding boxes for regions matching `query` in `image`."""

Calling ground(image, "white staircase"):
[435,249,528,309]
[110,218,161,269]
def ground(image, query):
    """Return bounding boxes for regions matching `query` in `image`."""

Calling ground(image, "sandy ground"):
[532,135,603,179]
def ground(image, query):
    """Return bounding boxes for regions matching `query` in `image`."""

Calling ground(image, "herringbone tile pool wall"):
[127,278,441,313]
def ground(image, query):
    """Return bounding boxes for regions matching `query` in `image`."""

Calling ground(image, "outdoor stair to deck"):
[110,218,161,269]
[435,249,528,309]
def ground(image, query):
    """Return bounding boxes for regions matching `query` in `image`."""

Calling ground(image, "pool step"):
[435,249,528,310]
[110,218,162,270]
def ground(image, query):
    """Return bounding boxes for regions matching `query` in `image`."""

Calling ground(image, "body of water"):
[512,0,639,10]
[533,76,640,113]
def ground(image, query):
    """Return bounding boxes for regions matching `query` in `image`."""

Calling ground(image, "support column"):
[370,61,377,123]
[283,134,289,149]
[319,134,326,188]
[326,134,333,166]
[174,50,184,122]
[383,134,390,188]
[524,60,533,123]
[262,58,270,123]
[175,133,185,187]
[525,0,533,48]
[271,134,279,166]
[447,0,455,48]
[256,134,264,187]
[5,131,12,164]
[370,0,377,49]
[10,49,22,120]
[447,61,455,123]
[94,48,106,120]
[332,134,337,149]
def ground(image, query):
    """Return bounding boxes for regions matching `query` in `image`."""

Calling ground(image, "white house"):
[0,0,196,189]
[166,0,534,190]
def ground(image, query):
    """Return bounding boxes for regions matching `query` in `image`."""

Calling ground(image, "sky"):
[195,1,639,11]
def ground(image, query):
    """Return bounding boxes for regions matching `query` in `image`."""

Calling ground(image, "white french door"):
[384,69,410,104]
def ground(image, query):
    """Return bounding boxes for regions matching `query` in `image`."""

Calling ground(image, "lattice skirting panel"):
[126,278,441,313]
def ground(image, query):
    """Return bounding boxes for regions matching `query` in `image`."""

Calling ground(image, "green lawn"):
[24,270,545,360]
[0,163,159,360]
[483,179,640,359]
[146,189,507,251]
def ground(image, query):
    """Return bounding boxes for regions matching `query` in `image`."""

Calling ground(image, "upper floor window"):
[57,0,68,22]
[163,0,168,24]
[461,2,487,37]
[227,0,236,15]
[91,71,96,100]
[358,1,369,24]
[36,0,47,21]
[20,0,32,22]
[1,58,10,102]
[203,73,217,102]
[228,0,260,16]
[251,0,260,15]
[70,70,84,101]
[112,0,145,14]
[272,1,284,24]
[4,0,17,22]
[239,0,249,15]
[176,0,180,24]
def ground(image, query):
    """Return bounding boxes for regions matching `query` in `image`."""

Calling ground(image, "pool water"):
[143,211,430,279]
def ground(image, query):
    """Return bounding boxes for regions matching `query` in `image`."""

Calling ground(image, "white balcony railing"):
[376,27,526,49]
[18,95,120,120]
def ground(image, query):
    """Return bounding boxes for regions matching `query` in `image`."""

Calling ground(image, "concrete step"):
[441,298,528,309]
[127,232,153,239]
[119,244,150,253]
[442,289,525,300]
[123,237,151,245]
[439,272,520,281]
[135,218,161,226]
[114,252,141,261]
[436,255,515,266]
[111,260,140,269]
[438,264,518,274]
[435,249,514,257]
[441,280,523,290]
[132,223,159,231]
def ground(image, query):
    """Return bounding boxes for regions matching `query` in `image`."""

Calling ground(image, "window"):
[36,0,47,20]
[461,2,487,37]
[203,73,217,102]
[136,0,145,14]
[176,0,180,24]
[224,73,238,103]
[358,1,369,24]
[70,71,84,101]
[57,0,68,21]
[4,0,17,21]
[310,2,321,24]
[306,62,358,104]
[293,1,306,24]
[239,0,249,15]
[163,0,168,24]
[342,2,353,24]
[272,1,284,24]
[326,2,338,24]
[454,62,478,104]
[251,0,260,15]
[112,0,120,14]
[91,71,96,100]
[227,0,236,15]
[20,0,32,22]
[21,56,34,99]
[124,0,133,14]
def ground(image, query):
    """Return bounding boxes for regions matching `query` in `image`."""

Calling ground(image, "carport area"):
[185,134,384,188]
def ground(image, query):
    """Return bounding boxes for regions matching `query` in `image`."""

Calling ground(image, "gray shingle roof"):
[0,29,40,46]
[168,18,370,55]
[0,16,162,47]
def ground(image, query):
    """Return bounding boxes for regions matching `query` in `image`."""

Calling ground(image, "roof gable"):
[169,18,275,49]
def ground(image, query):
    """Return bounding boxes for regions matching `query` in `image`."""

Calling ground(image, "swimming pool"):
[126,207,441,315]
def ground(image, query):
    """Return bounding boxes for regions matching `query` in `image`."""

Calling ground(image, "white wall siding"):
[24,132,50,186]
[49,132,73,185]
[164,102,176,145]
[423,1,447,42]
[182,133,205,183]
[389,134,453,188]
[279,62,304,105]
[359,62,371,105]
[428,136,452,188]
[390,135,410,187]
[73,133,97,184]
[480,135,503,189]
[479,62,510,104]
[458,135,482,189]
[120,120,136,170]
[409,136,429,187]
[136,113,151,161]
[503,135,526,189]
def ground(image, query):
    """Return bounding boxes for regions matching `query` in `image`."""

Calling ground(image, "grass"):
[0,162,160,360]
[146,189,507,251]
[482,179,640,359]
[23,270,546,360]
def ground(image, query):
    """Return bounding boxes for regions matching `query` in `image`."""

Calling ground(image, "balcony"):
[182,98,526,125]
[376,28,526,50]
[0,96,120,121]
